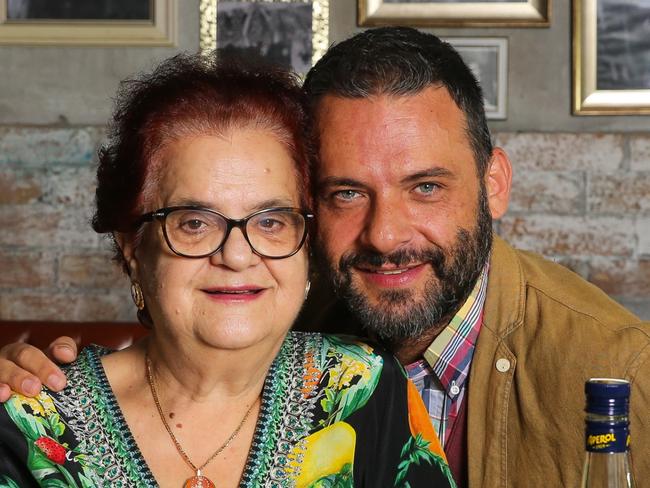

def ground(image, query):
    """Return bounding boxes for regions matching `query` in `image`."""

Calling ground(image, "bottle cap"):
[585,378,630,416]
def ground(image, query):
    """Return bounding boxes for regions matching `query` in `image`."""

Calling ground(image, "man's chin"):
[342,289,441,342]
[364,302,414,321]
[358,306,437,344]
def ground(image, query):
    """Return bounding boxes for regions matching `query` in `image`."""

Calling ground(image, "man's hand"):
[0,337,78,402]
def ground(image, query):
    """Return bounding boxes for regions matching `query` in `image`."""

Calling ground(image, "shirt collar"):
[422,264,489,398]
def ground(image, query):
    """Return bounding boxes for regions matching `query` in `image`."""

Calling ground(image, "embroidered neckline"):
[73,331,321,487]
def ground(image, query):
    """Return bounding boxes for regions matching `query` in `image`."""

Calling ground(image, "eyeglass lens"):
[164,208,306,258]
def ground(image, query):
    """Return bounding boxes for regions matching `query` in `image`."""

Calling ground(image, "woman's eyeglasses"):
[138,206,314,259]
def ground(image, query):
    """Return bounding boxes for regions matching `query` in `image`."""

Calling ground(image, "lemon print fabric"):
[0,332,454,487]
[290,421,355,487]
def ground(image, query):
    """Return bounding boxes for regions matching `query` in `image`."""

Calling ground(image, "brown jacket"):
[469,236,650,487]
[299,235,650,486]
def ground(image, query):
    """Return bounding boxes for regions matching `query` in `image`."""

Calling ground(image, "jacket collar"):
[482,235,526,338]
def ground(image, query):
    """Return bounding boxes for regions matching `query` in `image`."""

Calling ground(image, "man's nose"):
[359,197,414,254]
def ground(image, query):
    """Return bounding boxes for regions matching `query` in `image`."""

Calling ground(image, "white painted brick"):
[587,256,650,297]
[43,166,96,207]
[0,205,99,248]
[0,166,96,206]
[0,250,56,288]
[510,170,584,214]
[0,127,103,166]
[589,172,650,214]
[0,290,135,321]
[637,218,650,257]
[58,251,128,289]
[0,168,44,204]
[494,133,624,172]
[498,215,635,257]
[629,135,650,171]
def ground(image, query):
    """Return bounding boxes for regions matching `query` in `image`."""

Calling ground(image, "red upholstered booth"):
[0,321,147,351]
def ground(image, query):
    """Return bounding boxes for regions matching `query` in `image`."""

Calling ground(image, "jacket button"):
[496,358,511,373]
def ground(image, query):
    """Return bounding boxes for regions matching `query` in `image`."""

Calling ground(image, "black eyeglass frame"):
[138,205,314,260]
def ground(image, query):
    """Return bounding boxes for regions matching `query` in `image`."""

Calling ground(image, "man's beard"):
[322,186,493,345]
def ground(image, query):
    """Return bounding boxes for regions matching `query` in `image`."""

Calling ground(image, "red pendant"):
[184,475,216,488]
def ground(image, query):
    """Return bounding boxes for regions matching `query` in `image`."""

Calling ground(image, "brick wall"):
[1,128,649,322]
[495,133,650,319]
[0,127,132,322]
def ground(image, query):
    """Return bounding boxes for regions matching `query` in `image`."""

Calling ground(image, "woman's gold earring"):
[130,282,145,310]
[304,280,311,300]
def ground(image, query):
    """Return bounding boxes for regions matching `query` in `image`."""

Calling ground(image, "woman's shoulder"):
[61,344,113,385]
[290,331,404,368]
[289,330,389,360]
[1,345,109,431]
[0,345,152,487]
[0,347,100,484]
[285,331,407,394]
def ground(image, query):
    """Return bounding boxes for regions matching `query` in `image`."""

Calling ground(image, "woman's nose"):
[210,227,260,270]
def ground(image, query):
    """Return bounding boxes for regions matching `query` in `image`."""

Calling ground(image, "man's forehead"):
[314,87,476,181]
[314,88,467,142]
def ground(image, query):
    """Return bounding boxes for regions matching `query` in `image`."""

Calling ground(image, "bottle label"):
[585,423,630,453]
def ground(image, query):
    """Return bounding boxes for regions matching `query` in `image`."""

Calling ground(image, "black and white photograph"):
[0,0,175,46]
[7,0,152,21]
[573,0,650,114]
[217,1,312,74]
[596,0,650,90]
[444,37,508,119]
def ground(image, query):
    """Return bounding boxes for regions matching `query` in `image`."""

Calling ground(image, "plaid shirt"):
[406,265,489,446]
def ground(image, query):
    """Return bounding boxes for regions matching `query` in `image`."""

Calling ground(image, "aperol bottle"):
[580,378,635,488]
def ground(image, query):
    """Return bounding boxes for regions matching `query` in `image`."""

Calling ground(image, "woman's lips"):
[355,263,426,288]
[201,286,266,302]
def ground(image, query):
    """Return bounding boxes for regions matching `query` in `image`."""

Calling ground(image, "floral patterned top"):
[0,332,455,487]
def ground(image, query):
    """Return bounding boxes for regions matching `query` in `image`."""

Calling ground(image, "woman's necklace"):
[145,353,257,488]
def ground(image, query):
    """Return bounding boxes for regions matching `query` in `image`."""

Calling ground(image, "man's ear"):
[113,232,139,279]
[484,147,512,220]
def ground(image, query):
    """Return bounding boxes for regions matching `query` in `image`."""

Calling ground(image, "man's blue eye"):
[335,190,360,200]
[417,183,437,194]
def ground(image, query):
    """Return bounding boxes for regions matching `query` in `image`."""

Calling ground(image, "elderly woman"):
[0,55,454,487]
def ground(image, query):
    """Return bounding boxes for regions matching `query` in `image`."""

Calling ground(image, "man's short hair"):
[304,26,493,177]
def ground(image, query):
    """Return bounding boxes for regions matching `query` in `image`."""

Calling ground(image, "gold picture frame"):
[358,0,550,28]
[573,0,650,115]
[0,0,177,46]
[199,0,329,70]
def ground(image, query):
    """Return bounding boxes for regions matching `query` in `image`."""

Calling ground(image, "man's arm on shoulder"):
[0,338,77,401]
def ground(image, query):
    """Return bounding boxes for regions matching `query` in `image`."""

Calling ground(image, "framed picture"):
[199,0,329,75]
[444,37,508,120]
[0,0,177,46]
[573,0,650,115]
[358,0,550,28]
